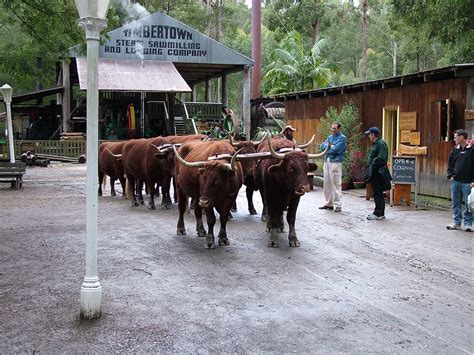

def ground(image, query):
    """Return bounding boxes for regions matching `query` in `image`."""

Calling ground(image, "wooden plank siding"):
[283,77,469,198]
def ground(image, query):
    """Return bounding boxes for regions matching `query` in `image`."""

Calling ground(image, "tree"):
[262,31,335,95]
[390,0,474,64]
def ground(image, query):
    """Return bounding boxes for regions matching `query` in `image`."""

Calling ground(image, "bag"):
[468,187,474,212]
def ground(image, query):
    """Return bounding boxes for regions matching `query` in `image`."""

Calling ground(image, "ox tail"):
[125,176,132,200]
[102,175,107,191]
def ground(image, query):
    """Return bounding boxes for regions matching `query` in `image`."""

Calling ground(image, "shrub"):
[318,102,364,183]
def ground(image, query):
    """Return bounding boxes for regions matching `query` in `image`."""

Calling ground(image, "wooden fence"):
[0,140,88,159]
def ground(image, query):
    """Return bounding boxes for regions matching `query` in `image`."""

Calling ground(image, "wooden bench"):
[0,162,26,189]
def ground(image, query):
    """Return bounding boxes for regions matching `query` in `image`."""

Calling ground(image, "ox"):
[160,134,208,204]
[229,134,314,215]
[98,141,126,197]
[228,135,266,215]
[173,140,243,249]
[255,136,327,247]
[122,137,174,209]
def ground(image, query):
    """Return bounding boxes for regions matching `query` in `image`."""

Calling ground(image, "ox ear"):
[154,153,165,159]
[308,162,318,172]
[268,161,284,175]
[198,167,205,175]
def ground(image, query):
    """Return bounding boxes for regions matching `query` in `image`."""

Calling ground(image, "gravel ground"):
[0,163,472,353]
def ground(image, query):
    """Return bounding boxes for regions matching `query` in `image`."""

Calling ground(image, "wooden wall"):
[284,77,469,198]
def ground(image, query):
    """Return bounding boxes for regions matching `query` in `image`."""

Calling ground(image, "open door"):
[382,106,399,163]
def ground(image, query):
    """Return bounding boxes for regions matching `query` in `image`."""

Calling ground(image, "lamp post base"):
[80,276,102,319]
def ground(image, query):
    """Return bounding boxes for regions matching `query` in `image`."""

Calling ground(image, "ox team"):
[98,129,327,249]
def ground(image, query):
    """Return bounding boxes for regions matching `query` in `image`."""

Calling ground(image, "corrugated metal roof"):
[76,58,191,92]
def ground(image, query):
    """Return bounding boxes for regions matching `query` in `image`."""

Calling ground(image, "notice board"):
[392,156,416,184]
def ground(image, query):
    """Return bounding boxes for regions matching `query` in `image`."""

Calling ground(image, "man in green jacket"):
[364,127,392,220]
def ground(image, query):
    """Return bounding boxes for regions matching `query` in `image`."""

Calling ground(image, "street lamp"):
[74,0,110,320]
[1,84,15,163]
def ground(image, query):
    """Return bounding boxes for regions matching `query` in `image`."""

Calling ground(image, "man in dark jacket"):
[364,127,392,220]
[446,129,473,232]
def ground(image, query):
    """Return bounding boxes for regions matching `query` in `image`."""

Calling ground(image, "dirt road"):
[0,163,472,353]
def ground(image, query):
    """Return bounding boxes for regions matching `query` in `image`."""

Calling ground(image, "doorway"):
[382,106,399,162]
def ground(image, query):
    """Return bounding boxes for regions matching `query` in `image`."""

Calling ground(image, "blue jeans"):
[451,180,472,227]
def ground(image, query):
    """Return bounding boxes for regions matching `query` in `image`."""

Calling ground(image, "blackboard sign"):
[392,156,416,184]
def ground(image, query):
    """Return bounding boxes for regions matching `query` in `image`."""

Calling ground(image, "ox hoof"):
[268,239,279,248]
[231,207,237,212]
[249,208,257,215]
[218,237,230,246]
[111,191,116,196]
[161,204,170,210]
[205,241,216,249]
[148,204,156,210]
[131,202,140,207]
[289,239,300,247]
[261,215,267,222]
[197,230,207,238]
[177,228,186,235]
[205,236,216,249]
[279,228,285,233]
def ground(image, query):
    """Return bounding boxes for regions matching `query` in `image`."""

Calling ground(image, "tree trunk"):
[361,0,369,81]
[206,0,212,36]
[311,19,320,46]
[392,40,397,77]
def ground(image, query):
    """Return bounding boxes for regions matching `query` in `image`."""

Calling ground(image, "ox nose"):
[199,198,210,208]
[295,184,311,196]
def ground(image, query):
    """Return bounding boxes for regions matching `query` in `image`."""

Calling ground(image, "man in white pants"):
[319,122,347,212]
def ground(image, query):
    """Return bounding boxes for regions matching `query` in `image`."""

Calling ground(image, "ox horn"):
[229,134,239,147]
[150,143,170,154]
[267,135,286,160]
[307,145,329,159]
[105,147,122,158]
[298,134,315,149]
[224,148,243,172]
[251,133,268,146]
[172,144,206,168]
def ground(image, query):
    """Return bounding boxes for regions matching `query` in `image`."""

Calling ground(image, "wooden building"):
[272,64,474,199]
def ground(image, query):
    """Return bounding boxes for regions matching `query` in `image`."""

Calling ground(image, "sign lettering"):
[392,156,416,184]
[399,112,417,131]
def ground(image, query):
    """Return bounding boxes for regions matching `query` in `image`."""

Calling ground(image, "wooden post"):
[221,75,228,107]
[243,65,251,140]
[62,61,71,133]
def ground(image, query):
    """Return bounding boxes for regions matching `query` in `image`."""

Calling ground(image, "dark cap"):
[364,127,380,135]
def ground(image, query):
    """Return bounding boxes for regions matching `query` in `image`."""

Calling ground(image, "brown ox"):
[122,137,174,209]
[173,140,243,249]
[255,136,326,247]
[160,134,208,204]
[98,141,126,197]
[228,135,267,215]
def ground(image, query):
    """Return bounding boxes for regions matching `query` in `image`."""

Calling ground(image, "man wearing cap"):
[446,129,473,232]
[319,122,347,212]
[365,127,391,220]
[281,124,297,143]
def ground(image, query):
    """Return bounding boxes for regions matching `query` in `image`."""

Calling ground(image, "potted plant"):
[350,150,367,188]
[318,102,364,189]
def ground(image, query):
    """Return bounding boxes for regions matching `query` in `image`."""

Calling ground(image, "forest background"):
[0,0,472,115]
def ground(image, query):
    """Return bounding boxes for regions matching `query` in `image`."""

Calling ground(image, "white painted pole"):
[5,101,15,163]
[78,16,107,320]
[1,84,15,163]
